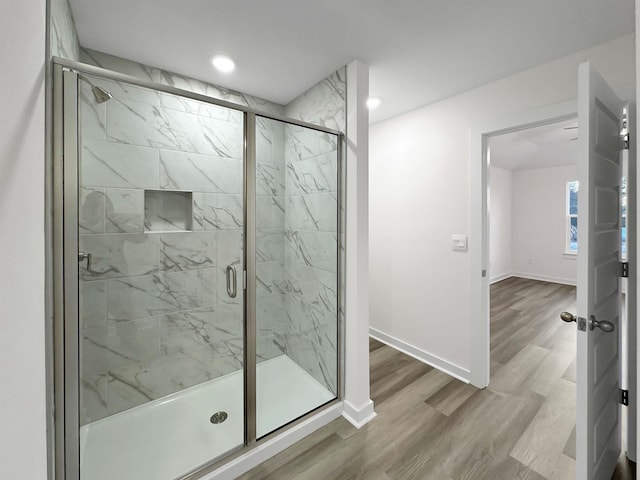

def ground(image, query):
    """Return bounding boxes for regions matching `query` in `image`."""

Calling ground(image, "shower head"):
[79,74,113,104]
[91,85,113,104]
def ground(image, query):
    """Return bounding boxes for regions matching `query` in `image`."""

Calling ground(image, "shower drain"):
[210,411,228,424]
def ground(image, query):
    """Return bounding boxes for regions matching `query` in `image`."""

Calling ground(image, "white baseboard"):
[342,399,376,429]
[203,403,343,480]
[512,272,576,286]
[490,272,513,284]
[369,327,470,383]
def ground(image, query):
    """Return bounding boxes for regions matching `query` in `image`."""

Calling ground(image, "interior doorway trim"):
[468,100,577,388]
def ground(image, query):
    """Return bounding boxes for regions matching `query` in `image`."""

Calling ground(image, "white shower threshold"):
[80,355,335,480]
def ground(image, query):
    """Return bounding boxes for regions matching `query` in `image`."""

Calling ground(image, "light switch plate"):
[452,234,467,251]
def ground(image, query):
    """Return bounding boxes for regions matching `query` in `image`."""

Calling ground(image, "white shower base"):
[80,355,334,480]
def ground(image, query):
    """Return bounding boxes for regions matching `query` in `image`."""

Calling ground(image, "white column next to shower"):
[343,60,376,428]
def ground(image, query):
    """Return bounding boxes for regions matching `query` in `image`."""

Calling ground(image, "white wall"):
[0,0,48,478]
[489,166,512,282]
[370,34,635,376]
[511,165,578,285]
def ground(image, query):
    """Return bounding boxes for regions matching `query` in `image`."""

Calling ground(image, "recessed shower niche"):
[144,189,193,232]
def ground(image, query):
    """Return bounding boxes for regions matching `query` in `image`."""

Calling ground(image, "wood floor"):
[238,278,635,479]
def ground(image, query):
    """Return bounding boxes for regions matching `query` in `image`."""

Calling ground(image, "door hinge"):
[621,262,629,278]
[621,113,630,149]
[621,389,629,406]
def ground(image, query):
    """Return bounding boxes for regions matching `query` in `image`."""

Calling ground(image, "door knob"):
[560,311,587,331]
[560,312,576,323]
[589,315,615,333]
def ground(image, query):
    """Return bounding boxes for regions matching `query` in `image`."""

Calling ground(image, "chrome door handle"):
[226,265,237,298]
[589,315,615,333]
[78,252,92,270]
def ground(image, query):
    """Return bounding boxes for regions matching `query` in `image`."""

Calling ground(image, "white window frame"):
[566,180,579,254]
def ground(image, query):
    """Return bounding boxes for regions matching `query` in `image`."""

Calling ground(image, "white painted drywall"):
[369,34,634,374]
[511,165,578,285]
[489,166,513,283]
[0,0,48,478]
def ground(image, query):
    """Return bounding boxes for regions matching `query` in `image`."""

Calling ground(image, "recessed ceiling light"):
[211,55,236,73]
[367,97,382,109]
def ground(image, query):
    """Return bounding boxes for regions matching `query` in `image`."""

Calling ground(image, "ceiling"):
[489,119,578,171]
[68,0,635,124]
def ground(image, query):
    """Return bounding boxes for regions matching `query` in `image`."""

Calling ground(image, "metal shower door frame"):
[52,59,344,480]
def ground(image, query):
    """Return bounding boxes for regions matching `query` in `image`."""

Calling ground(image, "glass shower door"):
[254,116,339,437]
[74,72,245,480]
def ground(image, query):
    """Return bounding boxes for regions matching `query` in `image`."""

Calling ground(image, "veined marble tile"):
[209,338,244,373]
[50,0,80,60]
[257,292,285,338]
[272,121,286,161]
[284,125,339,163]
[285,151,337,195]
[257,163,285,197]
[106,97,243,158]
[285,293,336,339]
[80,187,105,234]
[257,262,286,296]
[107,369,154,416]
[196,343,243,379]
[256,195,285,230]
[81,317,160,376]
[159,150,243,194]
[160,232,216,272]
[82,48,284,116]
[79,85,107,142]
[256,123,274,164]
[106,269,216,322]
[286,333,337,394]
[105,188,144,233]
[286,298,337,356]
[107,350,211,409]
[84,75,244,124]
[80,280,106,329]
[82,138,159,189]
[257,334,285,362]
[79,234,160,281]
[159,305,241,355]
[284,230,338,273]
[284,263,338,315]
[80,373,109,425]
[193,193,243,231]
[284,68,346,133]
[285,193,337,232]
[216,230,244,267]
[257,230,285,263]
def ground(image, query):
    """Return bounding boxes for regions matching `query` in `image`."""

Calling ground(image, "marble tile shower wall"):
[283,125,339,394]
[50,0,80,60]
[77,76,282,424]
[256,118,287,361]
[282,68,345,395]
[81,48,285,116]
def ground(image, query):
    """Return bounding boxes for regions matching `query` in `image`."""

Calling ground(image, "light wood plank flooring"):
[239,278,635,479]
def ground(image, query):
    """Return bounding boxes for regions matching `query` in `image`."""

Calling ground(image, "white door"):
[576,61,628,479]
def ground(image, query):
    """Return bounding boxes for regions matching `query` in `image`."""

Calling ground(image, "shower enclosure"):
[53,59,342,480]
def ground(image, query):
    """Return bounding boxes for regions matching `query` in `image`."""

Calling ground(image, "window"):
[566,181,578,253]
